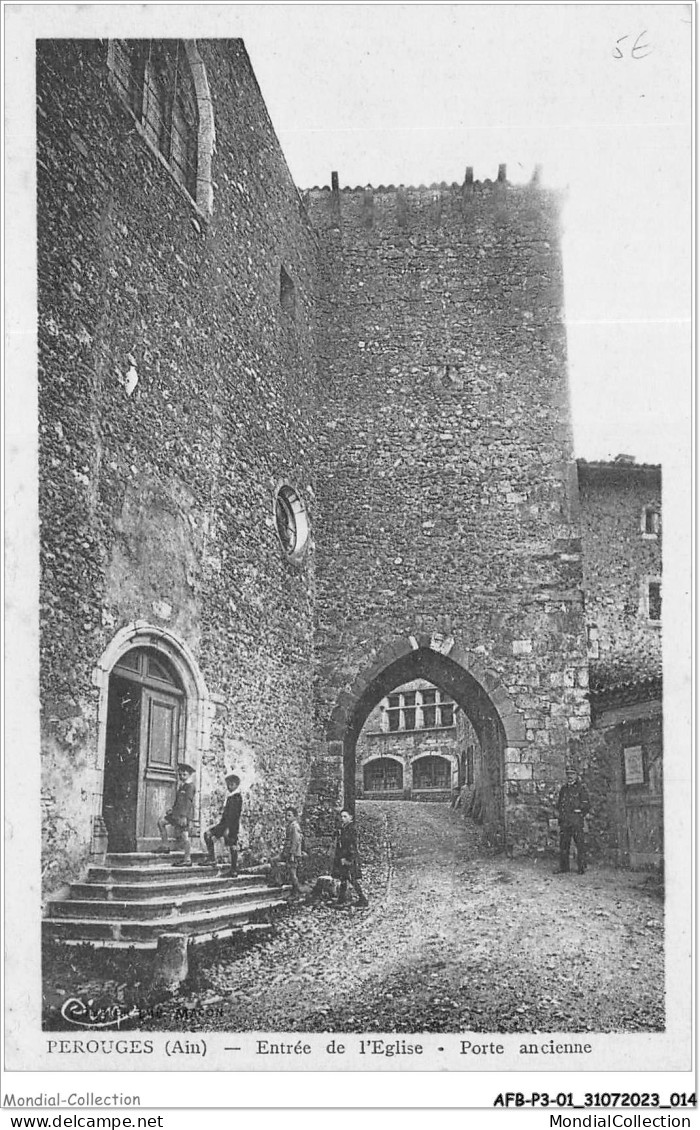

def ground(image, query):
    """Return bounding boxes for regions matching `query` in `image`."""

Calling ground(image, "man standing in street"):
[556,767,590,874]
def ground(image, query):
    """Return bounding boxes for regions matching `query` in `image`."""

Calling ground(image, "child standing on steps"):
[156,763,196,867]
[200,772,243,875]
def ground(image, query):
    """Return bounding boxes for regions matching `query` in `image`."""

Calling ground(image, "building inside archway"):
[355,679,483,804]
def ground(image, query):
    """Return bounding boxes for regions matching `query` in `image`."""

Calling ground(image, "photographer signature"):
[59,997,223,1027]
[60,997,137,1029]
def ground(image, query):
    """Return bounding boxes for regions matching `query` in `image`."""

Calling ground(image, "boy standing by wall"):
[282,806,304,899]
[200,772,243,875]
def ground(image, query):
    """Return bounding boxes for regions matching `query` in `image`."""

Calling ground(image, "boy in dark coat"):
[556,767,591,874]
[332,809,368,907]
[156,763,196,867]
[201,772,242,875]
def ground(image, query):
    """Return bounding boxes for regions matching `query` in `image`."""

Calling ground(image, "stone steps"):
[70,874,267,901]
[98,852,270,871]
[43,896,288,945]
[83,858,268,885]
[42,853,290,951]
[103,851,213,867]
[47,883,282,921]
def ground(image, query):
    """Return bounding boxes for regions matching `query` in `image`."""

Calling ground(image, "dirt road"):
[177,800,664,1033]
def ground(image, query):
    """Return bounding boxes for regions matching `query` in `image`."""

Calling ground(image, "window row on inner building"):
[383,688,456,732]
[363,755,453,793]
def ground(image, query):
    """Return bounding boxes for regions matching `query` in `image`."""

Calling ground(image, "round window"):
[274,483,310,562]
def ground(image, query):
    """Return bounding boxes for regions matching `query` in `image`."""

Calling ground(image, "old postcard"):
[2,0,694,1109]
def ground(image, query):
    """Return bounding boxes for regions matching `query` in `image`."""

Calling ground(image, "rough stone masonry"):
[306,179,590,852]
[35,38,654,894]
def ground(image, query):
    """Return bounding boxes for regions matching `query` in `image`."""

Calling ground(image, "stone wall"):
[37,39,320,892]
[578,461,662,687]
[306,178,590,851]
[38,41,653,876]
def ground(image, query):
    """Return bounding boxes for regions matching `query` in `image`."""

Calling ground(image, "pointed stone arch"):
[309,632,528,850]
[327,632,525,748]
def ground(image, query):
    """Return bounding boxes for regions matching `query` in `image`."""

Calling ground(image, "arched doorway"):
[326,640,519,847]
[102,648,185,852]
[91,623,212,858]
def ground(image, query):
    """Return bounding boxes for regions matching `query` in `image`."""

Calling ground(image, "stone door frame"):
[90,621,213,858]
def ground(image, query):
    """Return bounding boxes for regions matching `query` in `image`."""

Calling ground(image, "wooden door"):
[625,796,664,868]
[103,675,142,851]
[102,648,186,853]
[136,687,182,850]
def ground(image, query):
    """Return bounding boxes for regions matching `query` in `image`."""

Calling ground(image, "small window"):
[586,624,600,659]
[147,654,179,684]
[115,650,140,672]
[422,689,437,729]
[403,692,417,730]
[280,267,296,317]
[466,746,475,787]
[647,581,662,622]
[142,58,167,152]
[110,39,143,114]
[386,695,401,732]
[641,506,660,538]
[275,492,296,554]
[439,700,454,728]
[274,483,310,563]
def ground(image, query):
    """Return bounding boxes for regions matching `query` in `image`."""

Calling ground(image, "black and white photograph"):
[2,0,693,1104]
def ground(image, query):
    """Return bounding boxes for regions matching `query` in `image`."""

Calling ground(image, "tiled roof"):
[589,674,662,705]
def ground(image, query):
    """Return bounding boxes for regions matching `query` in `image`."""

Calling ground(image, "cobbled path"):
[175,801,664,1033]
[47,801,663,1033]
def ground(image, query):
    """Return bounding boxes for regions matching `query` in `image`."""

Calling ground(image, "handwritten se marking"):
[613,31,652,60]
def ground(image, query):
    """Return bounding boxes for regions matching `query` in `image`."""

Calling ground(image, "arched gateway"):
[316,633,527,849]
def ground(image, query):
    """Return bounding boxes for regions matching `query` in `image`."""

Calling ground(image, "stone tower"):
[305,173,589,852]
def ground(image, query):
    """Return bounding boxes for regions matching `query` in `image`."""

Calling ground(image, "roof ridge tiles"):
[305,177,531,193]
[577,458,661,471]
